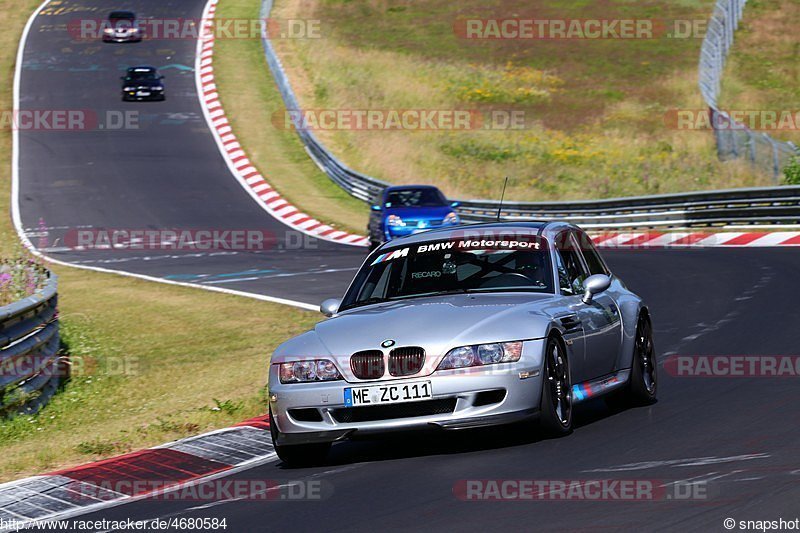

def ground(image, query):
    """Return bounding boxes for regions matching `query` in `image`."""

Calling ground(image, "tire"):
[269,409,331,468]
[539,335,573,436]
[627,313,657,405]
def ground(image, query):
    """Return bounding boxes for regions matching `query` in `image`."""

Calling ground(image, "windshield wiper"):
[467,286,549,293]
[342,288,473,312]
[387,288,474,301]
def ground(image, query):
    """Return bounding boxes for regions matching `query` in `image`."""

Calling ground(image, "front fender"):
[615,293,647,370]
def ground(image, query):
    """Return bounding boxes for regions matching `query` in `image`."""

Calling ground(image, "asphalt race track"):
[16,0,800,531]
[75,247,800,531]
[17,0,364,306]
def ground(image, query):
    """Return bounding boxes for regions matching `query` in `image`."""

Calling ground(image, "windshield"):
[110,12,135,24]
[127,70,157,81]
[385,188,446,208]
[341,236,553,311]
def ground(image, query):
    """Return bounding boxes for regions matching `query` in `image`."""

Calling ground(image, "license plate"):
[137,91,150,96]
[344,381,432,407]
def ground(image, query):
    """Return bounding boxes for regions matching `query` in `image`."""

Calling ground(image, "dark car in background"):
[102,11,142,43]
[121,66,165,101]
[368,185,461,249]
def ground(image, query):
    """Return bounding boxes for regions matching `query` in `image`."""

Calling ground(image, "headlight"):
[104,28,114,34]
[153,86,164,91]
[124,87,135,91]
[437,342,523,370]
[279,359,342,383]
[387,215,405,227]
[443,212,460,225]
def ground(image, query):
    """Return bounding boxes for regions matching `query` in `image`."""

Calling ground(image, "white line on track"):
[200,267,357,285]
[583,453,771,473]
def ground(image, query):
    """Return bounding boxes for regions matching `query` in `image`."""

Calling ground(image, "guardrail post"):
[746,130,755,163]
[766,134,780,182]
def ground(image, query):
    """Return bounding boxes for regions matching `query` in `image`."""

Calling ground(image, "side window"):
[555,232,589,295]
[574,230,609,276]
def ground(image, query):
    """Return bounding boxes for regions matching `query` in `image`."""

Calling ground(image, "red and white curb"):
[0,417,274,530]
[195,0,369,247]
[590,231,800,248]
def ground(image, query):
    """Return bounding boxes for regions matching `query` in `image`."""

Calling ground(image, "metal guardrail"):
[699,0,799,179]
[0,274,62,417]
[260,0,800,229]
[457,185,800,229]
[260,0,389,204]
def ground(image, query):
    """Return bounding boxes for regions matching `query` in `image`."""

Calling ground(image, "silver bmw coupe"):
[268,222,657,466]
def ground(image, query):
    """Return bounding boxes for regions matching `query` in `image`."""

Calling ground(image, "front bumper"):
[122,91,164,101]
[103,35,141,42]
[269,342,546,445]
[385,224,450,240]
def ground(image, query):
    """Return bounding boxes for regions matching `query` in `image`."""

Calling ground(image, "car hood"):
[273,293,562,380]
[384,205,453,220]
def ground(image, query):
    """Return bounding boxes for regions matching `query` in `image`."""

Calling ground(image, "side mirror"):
[451,201,460,208]
[370,205,381,212]
[159,75,165,79]
[320,298,341,317]
[582,274,611,304]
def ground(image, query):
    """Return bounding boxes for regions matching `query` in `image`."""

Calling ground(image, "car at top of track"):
[367,184,461,250]
[102,11,142,43]
[121,66,165,102]
[267,221,657,467]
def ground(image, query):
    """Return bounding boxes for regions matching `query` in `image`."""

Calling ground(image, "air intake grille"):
[331,398,457,423]
[288,408,323,422]
[351,350,384,380]
[388,347,425,377]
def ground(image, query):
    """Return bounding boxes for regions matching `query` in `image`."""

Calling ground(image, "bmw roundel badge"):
[381,339,396,348]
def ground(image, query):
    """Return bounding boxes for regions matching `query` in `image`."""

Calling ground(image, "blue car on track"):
[367,185,460,249]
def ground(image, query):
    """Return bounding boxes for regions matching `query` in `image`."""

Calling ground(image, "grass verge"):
[0,0,318,482]
[719,0,800,145]
[265,0,768,202]
[213,0,368,234]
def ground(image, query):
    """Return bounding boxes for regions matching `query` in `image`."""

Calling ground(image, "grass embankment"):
[0,0,318,481]
[719,0,800,145]
[213,0,368,233]
[262,0,767,202]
